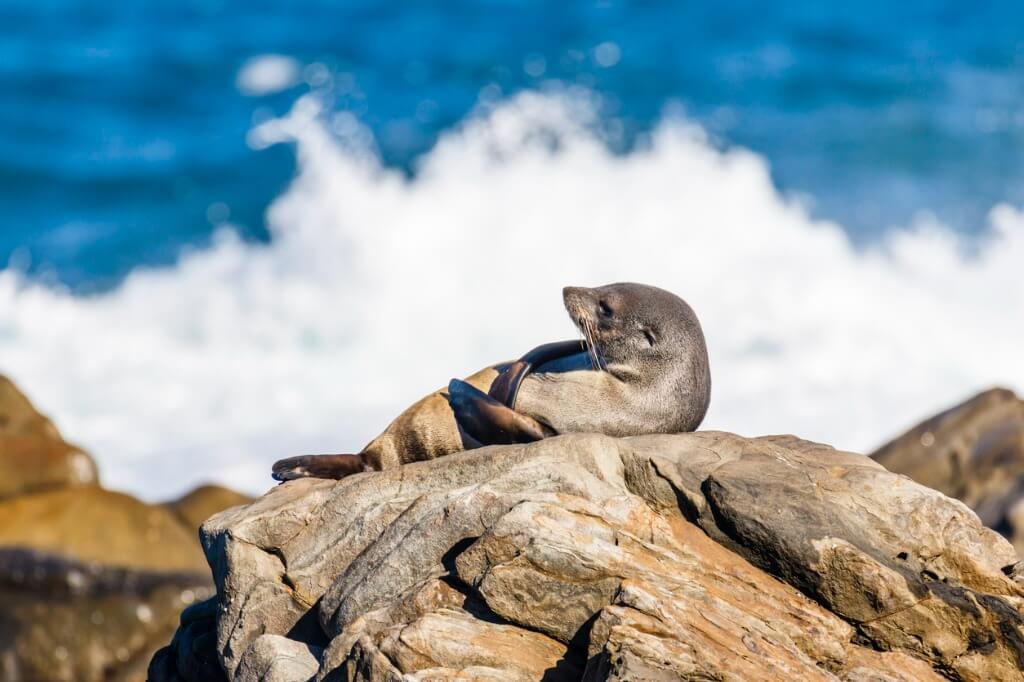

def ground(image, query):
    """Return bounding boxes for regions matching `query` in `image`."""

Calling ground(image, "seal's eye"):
[642,329,656,346]
[598,300,612,317]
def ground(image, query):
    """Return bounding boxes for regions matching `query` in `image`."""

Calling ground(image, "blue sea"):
[5,1,1024,289]
[2,1,1023,499]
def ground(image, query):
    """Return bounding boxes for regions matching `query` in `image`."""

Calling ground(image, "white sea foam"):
[2,91,1022,501]
[236,54,301,96]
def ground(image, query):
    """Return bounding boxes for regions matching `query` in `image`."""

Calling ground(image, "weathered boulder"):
[154,431,1024,681]
[0,374,250,682]
[235,636,321,682]
[0,481,251,682]
[0,548,211,682]
[0,375,61,439]
[0,374,99,498]
[873,387,1024,552]
[0,433,98,499]
[0,486,209,573]
[148,598,224,682]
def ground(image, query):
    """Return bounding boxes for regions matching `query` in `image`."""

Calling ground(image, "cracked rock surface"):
[151,431,1024,681]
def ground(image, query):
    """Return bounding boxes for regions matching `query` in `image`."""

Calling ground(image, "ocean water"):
[2,2,1023,499]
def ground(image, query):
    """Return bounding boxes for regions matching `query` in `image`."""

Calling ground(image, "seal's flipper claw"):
[272,454,365,481]
[447,378,554,447]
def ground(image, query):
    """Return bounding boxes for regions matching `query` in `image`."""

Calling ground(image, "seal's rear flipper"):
[272,454,366,481]
[447,378,555,447]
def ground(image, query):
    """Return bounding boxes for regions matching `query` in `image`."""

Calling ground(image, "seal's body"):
[512,283,711,437]
[272,283,710,481]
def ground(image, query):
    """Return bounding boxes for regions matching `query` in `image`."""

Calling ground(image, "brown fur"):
[272,366,500,481]
[358,366,499,471]
[273,282,711,482]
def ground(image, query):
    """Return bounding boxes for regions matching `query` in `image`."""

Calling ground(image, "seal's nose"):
[562,285,593,299]
[562,286,587,310]
[562,286,596,322]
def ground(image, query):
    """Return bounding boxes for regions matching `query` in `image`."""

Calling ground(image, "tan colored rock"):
[0,374,99,498]
[675,432,1024,680]
[0,376,253,682]
[164,485,253,533]
[381,610,567,680]
[0,433,98,499]
[0,478,251,682]
[155,431,1024,681]
[0,374,61,439]
[317,576,576,682]
[873,387,1024,550]
[0,486,208,573]
[840,647,945,682]
[456,498,852,680]
[0,548,211,682]
[235,635,320,682]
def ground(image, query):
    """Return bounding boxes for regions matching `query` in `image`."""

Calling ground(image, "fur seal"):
[272,282,710,481]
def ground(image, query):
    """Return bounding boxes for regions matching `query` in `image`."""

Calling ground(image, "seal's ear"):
[272,454,366,481]
[447,378,556,446]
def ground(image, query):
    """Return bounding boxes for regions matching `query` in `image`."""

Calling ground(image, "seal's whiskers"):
[581,317,603,371]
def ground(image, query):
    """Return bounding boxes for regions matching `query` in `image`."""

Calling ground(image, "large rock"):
[0,375,61,439]
[0,486,209,573]
[0,484,221,682]
[154,431,1024,681]
[0,548,211,682]
[0,375,250,682]
[873,387,1024,552]
[0,374,99,498]
[0,482,249,682]
[164,485,254,535]
[0,433,98,500]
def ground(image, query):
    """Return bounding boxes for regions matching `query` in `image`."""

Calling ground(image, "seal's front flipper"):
[271,454,366,481]
[447,378,555,447]
[488,340,587,408]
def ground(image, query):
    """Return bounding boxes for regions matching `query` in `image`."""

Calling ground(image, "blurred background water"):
[1,1,1023,499]
[5,0,1024,290]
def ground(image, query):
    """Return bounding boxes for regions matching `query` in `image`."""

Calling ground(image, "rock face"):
[153,431,1024,682]
[165,486,256,534]
[0,374,252,682]
[0,374,98,498]
[874,387,1024,553]
[0,375,62,439]
[0,486,211,573]
[0,548,212,682]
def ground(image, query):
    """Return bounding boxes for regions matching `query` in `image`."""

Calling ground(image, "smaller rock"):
[0,486,209,573]
[0,548,211,682]
[872,387,1024,549]
[164,484,253,533]
[318,575,576,681]
[236,635,321,682]
[0,433,98,499]
[0,374,99,498]
[148,598,225,682]
[0,374,61,440]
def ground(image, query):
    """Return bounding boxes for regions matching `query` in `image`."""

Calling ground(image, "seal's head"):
[562,283,710,388]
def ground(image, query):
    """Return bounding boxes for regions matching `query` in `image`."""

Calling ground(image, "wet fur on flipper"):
[272,453,366,481]
[447,378,554,445]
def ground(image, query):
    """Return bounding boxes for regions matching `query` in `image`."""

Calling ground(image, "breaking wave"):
[2,91,1022,500]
